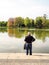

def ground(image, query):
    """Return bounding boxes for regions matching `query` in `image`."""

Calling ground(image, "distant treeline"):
[0,21,7,27]
[0,14,49,29]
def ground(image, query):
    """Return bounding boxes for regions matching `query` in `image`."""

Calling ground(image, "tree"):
[35,17,43,28]
[14,17,24,27]
[45,19,49,28]
[24,17,30,27]
[30,19,34,27]
[0,21,7,27]
[43,14,47,19]
[0,22,1,26]
[42,14,47,27]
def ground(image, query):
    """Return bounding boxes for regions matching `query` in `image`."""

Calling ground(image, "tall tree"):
[24,17,30,27]
[14,17,24,27]
[35,17,43,28]
[30,19,34,27]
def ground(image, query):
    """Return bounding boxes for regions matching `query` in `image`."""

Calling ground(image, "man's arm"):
[32,36,35,42]
[24,36,27,42]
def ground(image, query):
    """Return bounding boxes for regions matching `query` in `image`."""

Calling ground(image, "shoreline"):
[0,53,49,59]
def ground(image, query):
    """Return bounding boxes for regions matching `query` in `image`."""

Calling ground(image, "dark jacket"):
[24,35,35,43]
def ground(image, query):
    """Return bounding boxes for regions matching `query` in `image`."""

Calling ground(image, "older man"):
[24,32,35,55]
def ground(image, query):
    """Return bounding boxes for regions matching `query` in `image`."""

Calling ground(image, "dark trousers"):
[26,43,32,55]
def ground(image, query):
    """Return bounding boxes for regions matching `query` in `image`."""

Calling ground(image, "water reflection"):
[8,28,24,38]
[7,28,49,42]
[0,28,49,41]
[0,28,7,33]
[0,28,49,53]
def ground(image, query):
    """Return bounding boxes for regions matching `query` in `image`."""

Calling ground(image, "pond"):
[0,28,49,53]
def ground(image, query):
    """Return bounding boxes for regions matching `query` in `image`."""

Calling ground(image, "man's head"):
[28,32,31,35]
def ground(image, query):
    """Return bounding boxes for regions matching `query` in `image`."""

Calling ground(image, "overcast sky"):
[0,0,49,21]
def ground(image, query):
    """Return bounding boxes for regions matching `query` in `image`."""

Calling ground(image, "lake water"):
[0,28,49,53]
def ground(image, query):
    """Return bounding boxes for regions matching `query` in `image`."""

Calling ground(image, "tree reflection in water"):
[0,28,49,42]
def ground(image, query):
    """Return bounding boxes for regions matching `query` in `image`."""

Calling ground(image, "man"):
[24,32,35,55]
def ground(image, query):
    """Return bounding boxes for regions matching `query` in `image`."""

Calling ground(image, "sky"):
[0,0,49,21]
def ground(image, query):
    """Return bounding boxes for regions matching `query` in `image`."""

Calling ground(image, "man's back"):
[25,35,35,43]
